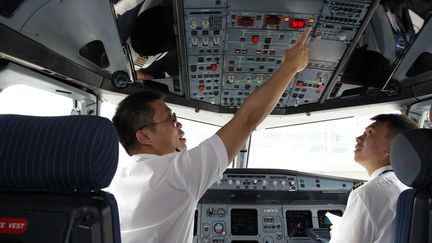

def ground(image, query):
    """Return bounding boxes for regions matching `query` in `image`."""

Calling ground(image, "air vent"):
[79,40,109,68]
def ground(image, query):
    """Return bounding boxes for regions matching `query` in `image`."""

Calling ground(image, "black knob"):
[111,71,131,89]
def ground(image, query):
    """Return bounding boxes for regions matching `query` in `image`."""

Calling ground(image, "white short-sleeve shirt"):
[109,135,228,243]
[329,165,409,243]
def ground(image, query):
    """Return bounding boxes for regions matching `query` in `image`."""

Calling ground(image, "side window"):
[0,85,73,116]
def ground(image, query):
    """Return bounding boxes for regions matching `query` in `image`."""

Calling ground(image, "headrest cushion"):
[0,115,119,191]
[390,129,432,188]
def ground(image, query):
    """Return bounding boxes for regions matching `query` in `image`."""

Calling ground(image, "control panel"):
[179,0,373,109]
[196,204,344,243]
[194,169,361,242]
[316,0,370,42]
[210,172,354,191]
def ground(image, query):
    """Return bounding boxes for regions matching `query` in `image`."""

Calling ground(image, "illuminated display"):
[290,19,307,28]
[231,209,258,235]
[286,210,312,237]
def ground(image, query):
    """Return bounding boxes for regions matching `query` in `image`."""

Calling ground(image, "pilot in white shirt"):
[110,135,227,243]
[329,114,417,243]
[109,30,310,243]
[330,165,408,243]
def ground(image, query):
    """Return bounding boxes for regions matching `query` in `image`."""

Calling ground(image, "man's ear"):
[136,129,152,145]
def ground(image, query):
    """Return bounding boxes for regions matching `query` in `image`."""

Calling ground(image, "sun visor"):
[0,0,132,78]
[388,17,432,88]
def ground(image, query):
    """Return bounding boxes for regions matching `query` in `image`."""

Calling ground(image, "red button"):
[199,84,204,92]
[296,81,304,88]
[252,35,259,45]
[211,64,218,72]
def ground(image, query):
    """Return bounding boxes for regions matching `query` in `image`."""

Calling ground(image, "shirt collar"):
[132,153,159,159]
[131,152,178,162]
[370,165,393,180]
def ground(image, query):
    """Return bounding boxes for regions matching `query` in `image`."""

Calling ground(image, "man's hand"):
[281,27,311,73]
[136,70,155,80]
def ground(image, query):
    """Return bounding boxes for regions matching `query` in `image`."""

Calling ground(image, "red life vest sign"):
[0,218,29,234]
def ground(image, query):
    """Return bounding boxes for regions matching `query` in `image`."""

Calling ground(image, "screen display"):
[231,209,258,235]
[317,210,343,229]
[286,210,312,237]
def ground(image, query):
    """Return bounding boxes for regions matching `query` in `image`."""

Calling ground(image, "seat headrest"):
[0,115,119,192]
[390,129,432,188]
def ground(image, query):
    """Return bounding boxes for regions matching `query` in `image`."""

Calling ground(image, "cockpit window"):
[0,84,73,116]
[248,114,400,180]
[101,100,405,180]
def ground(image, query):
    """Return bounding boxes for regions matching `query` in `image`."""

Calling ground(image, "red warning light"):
[290,19,307,29]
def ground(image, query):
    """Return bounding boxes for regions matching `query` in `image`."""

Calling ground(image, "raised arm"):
[216,27,311,162]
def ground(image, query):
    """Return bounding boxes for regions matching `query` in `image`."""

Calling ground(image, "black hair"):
[371,113,418,138]
[112,90,164,155]
[130,5,175,56]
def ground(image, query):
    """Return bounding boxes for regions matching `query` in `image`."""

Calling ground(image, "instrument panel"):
[178,0,374,110]
[194,169,360,243]
[209,171,353,192]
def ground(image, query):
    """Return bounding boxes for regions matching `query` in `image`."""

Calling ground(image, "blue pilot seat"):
[390,128,432,243]
[0,114,121,243]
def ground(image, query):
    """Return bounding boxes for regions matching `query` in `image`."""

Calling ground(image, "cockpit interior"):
[0,0,431,242]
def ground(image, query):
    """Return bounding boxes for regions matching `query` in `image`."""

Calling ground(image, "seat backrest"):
[0,114,120,243]
[390,128,432,243]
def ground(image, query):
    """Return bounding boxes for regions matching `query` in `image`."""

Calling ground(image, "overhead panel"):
[180,0,373,109]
